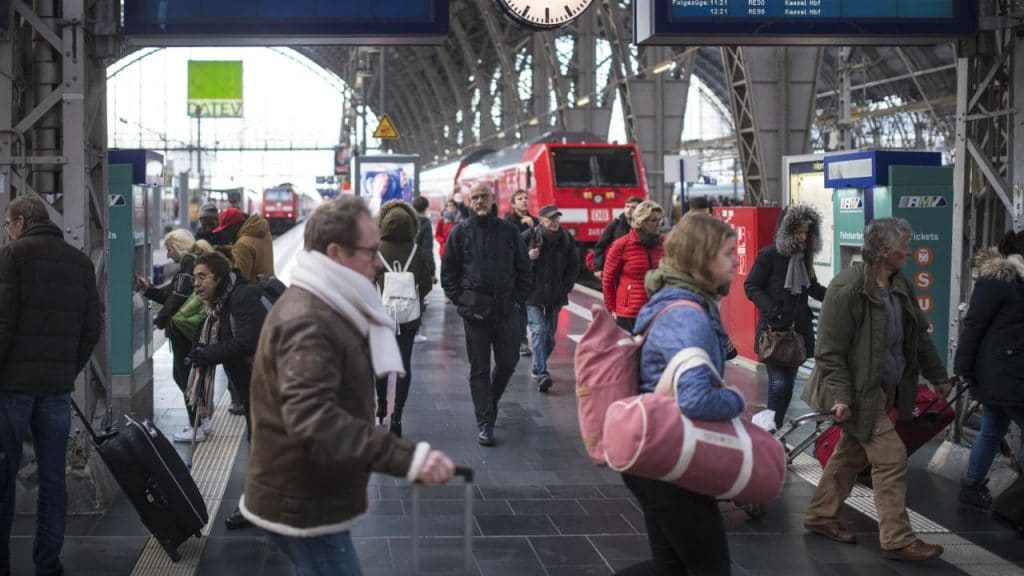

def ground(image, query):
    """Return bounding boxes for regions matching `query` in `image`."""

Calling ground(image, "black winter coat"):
[504,211,537,234]
[954,248,1024,407]
[0,221,102,394]
[414,214,436,276]
[591,215,631,271]
[743,204,826,359]
[199,276,268,391]
[522,226,579,307]
[441,213,531,319]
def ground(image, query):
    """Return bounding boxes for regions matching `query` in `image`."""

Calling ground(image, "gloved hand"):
[186,346,210,367]
[154,315,168,330]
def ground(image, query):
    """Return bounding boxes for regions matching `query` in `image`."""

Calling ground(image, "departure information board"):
[124,0,448,46]
[636,0,976,45]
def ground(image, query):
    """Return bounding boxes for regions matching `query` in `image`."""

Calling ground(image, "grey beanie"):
[199,203,219,218]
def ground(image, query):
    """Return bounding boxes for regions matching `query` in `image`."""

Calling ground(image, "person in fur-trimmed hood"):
[954,230,1024,509]
[744,203,827,429]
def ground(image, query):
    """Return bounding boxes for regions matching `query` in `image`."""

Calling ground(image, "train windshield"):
[265,189,292,201]
[551,148,639,187]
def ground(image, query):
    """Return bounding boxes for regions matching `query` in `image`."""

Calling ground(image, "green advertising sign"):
[188,60,243,118]
[890,165,954,367]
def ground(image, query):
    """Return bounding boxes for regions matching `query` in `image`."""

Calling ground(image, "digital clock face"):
[495,0,594,30]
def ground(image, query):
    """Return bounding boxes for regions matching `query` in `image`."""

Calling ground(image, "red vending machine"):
[713,206,781,362]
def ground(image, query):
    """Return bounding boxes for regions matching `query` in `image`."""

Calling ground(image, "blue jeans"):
[0,393,72,576]
[270,531,363,576]
[766,364,799,430]
[526,305,560,378]
[966,404,1024,482]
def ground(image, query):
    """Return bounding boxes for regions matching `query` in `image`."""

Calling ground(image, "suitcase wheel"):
[159,540,181,562]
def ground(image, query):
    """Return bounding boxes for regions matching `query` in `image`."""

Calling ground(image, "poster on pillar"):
[890,165,954,368]
[188,60,243,118]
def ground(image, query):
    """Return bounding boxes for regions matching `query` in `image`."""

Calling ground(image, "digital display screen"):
[671,1,953,20]
[352,155,420,217]
[636,0,976,45]
[125,0,448,46]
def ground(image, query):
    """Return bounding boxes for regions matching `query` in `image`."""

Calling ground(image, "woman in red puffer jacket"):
[602,201,666,332]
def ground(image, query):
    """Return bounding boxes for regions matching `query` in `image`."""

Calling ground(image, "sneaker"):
[228,402,245,416]
[884,539,944,561]
[173,426,206,443]
[537,376,553,393]
[519,343,532,356]
[478,423,495,447]
[201,418,214,435]
[414,334,428,343]
[958,477,992,509]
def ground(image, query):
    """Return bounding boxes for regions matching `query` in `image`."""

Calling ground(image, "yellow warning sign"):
[373,114,400,140]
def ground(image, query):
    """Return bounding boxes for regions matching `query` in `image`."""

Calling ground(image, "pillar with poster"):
[714,206,781,362]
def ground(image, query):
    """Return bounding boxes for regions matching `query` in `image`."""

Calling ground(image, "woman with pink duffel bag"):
[607,214,772,576]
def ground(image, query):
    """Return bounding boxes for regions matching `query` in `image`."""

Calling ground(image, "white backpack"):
[379,245,420,332]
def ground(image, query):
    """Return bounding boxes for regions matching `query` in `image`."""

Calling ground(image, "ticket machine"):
[824,150,953,364]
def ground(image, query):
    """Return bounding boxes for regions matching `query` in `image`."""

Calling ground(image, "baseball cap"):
[199,203,219,218]
[539,205,562,219]
[213,207,245,233]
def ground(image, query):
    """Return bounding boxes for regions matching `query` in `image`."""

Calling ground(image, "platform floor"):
[9,225,1024,575]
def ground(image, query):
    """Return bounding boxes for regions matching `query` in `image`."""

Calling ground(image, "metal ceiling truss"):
[721,46,767,205]
[597,0,637,143]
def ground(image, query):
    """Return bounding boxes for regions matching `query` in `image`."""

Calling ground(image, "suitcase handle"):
[70,397,118,444]
[454,465,474,483]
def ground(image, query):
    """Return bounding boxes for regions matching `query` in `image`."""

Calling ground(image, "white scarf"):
[290,249,405,378]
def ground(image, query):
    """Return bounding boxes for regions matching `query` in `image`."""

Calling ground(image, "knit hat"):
[199,203,219,218]
[213,207,245,233]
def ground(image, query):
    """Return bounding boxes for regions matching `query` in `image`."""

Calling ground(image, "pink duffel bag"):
[603,347,786,504]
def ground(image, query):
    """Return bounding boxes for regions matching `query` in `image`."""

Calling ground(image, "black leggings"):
[615,474,732,576]
[375,326,417,421]
[169,332,198,426]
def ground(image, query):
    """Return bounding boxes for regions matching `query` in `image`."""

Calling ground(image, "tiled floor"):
[10,268,1024,575]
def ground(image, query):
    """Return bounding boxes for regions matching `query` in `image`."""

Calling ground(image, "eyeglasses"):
[194,273,214,282]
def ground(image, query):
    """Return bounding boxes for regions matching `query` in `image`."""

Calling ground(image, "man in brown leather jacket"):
[240,197,453,574]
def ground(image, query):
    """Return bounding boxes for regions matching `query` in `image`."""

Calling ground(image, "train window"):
[595,150,639,186]
[265,189,292,202]
[552,152,594,186]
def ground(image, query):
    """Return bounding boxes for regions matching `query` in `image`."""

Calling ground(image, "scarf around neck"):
[784,251,811,295]
[644,262,719,302]
[290,250,404,378]
[185,272,237,418]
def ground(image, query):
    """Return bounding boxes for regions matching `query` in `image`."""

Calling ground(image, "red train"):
[262,183,323,234]
[420,133,647,244]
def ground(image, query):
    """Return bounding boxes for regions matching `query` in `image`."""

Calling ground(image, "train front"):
[535,143,647,244]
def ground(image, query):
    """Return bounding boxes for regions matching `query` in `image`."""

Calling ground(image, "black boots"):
[389,418,402,437]
[478,423,495,446]
[959,477,992,509]
[225,506,252,530]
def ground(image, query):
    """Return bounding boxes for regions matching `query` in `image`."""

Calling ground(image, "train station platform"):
[9,226,1024,576]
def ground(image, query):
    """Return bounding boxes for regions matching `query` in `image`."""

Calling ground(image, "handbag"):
[171,292,206,342]
[602,347,787,504]
[757,325,806,367]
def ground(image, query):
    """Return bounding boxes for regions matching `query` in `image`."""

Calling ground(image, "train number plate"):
[590,209,611,222]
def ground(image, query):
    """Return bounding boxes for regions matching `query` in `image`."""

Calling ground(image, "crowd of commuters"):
[9,180,1024,576]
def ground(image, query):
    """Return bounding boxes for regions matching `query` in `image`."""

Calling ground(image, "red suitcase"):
[813,384,955,467]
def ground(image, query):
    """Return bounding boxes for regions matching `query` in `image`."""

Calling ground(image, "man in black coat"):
[0,196,102,576]
[441,182,531,446]
[590,195,642,279]
[523,205,579,393]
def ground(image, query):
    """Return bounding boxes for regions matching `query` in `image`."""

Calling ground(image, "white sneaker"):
[414,334,428,343]
[173,426,206,443]
[201,418,213,435]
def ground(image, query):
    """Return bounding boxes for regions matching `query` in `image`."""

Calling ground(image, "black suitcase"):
[72,400,208,561]
[993,474,1024,534]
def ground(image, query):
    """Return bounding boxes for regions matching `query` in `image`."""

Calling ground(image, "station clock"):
[495,0,593,30]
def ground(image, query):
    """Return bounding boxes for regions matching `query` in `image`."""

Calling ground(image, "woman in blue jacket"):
[615,214,745,576]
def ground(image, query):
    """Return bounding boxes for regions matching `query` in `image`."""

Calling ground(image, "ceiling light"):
[576,96,590,106]
[652,61,673,75]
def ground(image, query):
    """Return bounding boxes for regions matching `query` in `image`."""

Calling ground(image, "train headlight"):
[607,191,616,200]
[583,191,593,200]
[593,194,604,204]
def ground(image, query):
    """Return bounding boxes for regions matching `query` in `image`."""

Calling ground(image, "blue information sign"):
[125,0,448,46]
[636,0,976,45]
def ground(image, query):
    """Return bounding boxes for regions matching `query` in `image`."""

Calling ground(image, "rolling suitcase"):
[410,466,474,575]
[813,384,963,468]
[72,400,208,561]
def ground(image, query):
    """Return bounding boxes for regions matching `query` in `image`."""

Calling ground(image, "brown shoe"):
[804,521,857,544]
[884,540,944,562]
